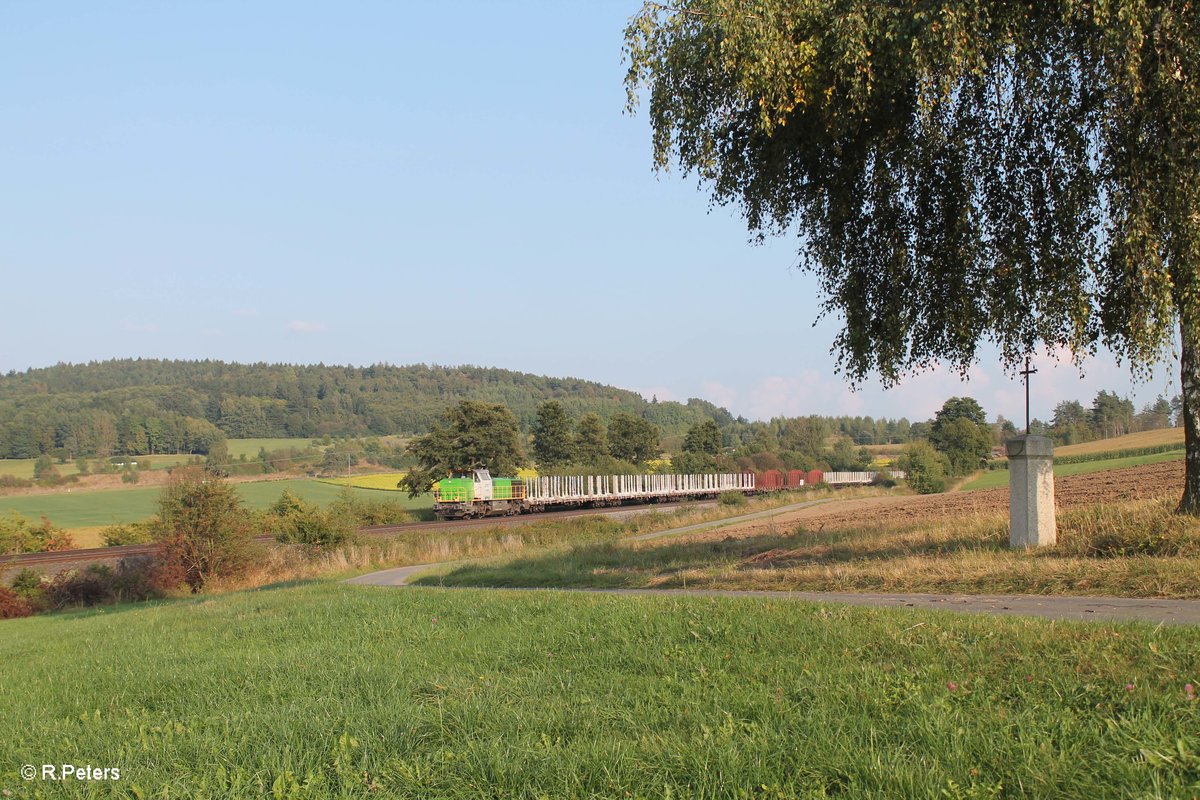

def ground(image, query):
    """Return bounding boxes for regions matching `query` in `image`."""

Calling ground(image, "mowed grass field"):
[0,438,320,480]
[962,448,1185,491]
[2,479,432,531]
[2,585,1199,797]
[225,437,320,459]
[0,453,198,479]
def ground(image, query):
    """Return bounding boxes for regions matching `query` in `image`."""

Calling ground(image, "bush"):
[0,586,33,619]
[0,512,73,554]
[270,489,308,517]
[9,569,49,613]
[101,521,156,546]
[718,490,749,507]
[275,504,356,547]
[327,486,412,527]
[44,558,165,609]
[121,467,141,484]
[10,568,45,595]
[897,441,949,494]
[152,468,262,592]
[870,472,897,488]
[33,454,59,481]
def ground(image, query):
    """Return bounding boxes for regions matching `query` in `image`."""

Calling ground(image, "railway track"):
[0,500,713,571]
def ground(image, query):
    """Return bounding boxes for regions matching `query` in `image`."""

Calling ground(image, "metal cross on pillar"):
[1020,357,1038,435]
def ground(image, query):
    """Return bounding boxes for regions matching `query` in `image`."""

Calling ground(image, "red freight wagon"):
[806,469,823,486]
[786,470,806,489]
[757,470,785,491]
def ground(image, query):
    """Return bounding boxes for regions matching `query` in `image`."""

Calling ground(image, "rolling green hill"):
[0,360,734,459]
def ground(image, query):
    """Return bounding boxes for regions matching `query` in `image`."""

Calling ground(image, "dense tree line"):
[5,360,1166,468]
[0,360,728,459]
[1046,392,1178,446]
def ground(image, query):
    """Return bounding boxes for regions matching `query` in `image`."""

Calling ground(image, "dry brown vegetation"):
[1046,427,1184,457]
[428,462,1200,598]
[204,493,836,593]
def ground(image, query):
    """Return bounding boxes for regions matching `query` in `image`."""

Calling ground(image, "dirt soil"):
[679,461,1184,544]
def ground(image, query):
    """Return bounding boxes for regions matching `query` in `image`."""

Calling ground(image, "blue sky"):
[0,1,1180,424]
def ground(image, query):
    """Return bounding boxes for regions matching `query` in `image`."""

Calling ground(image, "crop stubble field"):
[427,461,1200,598]
[962,448,1184,490]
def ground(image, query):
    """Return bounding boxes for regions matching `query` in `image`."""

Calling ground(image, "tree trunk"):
[1179,310,1200,514]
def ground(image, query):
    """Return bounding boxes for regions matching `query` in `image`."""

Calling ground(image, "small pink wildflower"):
[1125,684,1135,693]
[947,681,958,692]
[1025,675,1034,683]
[1186,683,1196,701]
[431,617,438,625]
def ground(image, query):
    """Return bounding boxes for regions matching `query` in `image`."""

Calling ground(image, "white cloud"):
[638,385,678,403]
[701,380,739,410]
[287,320,328,334]
[744,372,866,420]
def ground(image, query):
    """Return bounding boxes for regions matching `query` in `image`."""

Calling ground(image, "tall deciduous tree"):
[625,1,1200,510]
[400,401,526,495]
[929,396,992,470]
[532,401,575,468]
[575,413,610,465]
[608,413,662,464]
[677,418,724,472]
[683,419,723,456]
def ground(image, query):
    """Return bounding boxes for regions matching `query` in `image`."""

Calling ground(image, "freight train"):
[431,468,903,520]
[432,469,757,520]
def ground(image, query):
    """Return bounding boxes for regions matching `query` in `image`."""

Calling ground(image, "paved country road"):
[345,499,1200,627]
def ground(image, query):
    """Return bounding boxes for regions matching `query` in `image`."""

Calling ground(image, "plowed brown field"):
[682,461,1184,544]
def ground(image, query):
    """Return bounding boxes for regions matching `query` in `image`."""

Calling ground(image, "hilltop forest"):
[0,359,763,460]
[0,360,1173,474]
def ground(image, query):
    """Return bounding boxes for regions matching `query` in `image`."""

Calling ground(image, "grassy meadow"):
[0,438,320,480]
[0,453,198,480]
[2,479,433,533]
[1,583,1197,798]
[963,448,1185,491]
[225,437,319,459]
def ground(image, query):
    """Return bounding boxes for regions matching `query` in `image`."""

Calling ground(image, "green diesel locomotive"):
[432,469,526,519]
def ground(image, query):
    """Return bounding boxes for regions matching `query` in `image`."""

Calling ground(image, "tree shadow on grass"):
[413,524,1007,590]
[245,577,328,593]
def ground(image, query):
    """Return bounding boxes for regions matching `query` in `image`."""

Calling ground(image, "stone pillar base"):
[1006,435,1056,548]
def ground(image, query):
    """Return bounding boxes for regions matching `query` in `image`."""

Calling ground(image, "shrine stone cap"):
[1005,435,1054,458]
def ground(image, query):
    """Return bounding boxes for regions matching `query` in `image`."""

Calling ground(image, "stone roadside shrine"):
[1007,435,1056,548]
[1009,359,1056,548]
